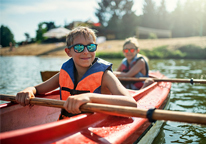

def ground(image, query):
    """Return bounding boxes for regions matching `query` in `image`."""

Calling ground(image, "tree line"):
[95,0,206,39]
[1,0,205,47]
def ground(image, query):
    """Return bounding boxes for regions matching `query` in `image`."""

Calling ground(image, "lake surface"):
[0,56,206,143]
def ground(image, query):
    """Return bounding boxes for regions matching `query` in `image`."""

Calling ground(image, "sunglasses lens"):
[74,44,84,52]
[130,48,135,53]
[123,49,129,53]
[87,44,97,52]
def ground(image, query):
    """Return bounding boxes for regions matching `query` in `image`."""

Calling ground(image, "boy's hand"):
[64,94,90,114]
[16,90,35,106]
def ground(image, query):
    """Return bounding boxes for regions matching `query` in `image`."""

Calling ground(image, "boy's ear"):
[65,48,72,57]
[137,49,140,53]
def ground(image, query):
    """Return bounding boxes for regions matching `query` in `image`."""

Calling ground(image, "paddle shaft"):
[40,71,206,83]
[118,77,206,84]
[1,94,206,125]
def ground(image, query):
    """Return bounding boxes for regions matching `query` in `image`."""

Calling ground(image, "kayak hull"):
[0,71,171,144]
[0,92,61,132]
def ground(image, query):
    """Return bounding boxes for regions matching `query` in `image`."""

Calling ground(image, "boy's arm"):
[35,73,59,94]
[63,70,137,114]
[64,92,137,114]
[113,64,122,76]
[16,73,59,106]
[102,70,130,96]
[115,64,122,71]
[114,59,145,77]
[100,70,137,106]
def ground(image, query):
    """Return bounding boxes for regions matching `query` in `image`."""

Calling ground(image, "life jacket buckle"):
[71,90,78,95]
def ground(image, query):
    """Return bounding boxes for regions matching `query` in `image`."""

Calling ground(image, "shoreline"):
[1,36,206,57]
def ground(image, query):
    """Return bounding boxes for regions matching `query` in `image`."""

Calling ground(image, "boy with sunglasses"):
[114,37,153,90]
[16,27,137,119]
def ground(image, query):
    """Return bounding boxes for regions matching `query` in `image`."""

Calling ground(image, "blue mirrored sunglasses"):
[68,43,97,53]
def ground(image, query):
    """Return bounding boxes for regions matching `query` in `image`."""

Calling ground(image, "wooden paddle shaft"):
[1,94,206,125]
[0,94,65,109]
[40,71,206,83]
[118,77,206,84]
[82,103,206,125]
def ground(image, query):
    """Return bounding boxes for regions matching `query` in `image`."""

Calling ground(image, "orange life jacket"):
[120,55,149,90]
[58,58,112,119]
[59,58,112,100]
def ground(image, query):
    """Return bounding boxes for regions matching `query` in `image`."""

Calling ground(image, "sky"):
[0,0,185,42]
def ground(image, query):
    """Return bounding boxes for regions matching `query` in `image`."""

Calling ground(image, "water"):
[0,56,206,143]
[148,59,206,144]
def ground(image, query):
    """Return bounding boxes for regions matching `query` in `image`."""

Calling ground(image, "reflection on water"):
[0,56,206,143]
[0,56,68,95]
[148,59,206,144]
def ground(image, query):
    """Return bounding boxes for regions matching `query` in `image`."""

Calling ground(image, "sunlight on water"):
[149,59,206,144]
[0,57,206,143]
[0,56,68,96]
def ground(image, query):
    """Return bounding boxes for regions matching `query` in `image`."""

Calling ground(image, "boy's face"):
[123,43,138,61]
[65,34,96,69]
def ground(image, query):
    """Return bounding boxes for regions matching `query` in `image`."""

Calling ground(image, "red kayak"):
[0,71,171,144]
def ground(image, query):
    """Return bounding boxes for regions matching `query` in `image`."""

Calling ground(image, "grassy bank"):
[1,37,205,58]
[96,44,206,59]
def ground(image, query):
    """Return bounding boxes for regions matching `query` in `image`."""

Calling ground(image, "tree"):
[24,33,30,42]
[95,0,138,39]
[200,0,206,36]
[35,21,56,43]
[0,25,15,47]
[95,0,110,27]
[45,22,56,31]
[184,0,206,37]
[120,0,138,38]
[156,0,170,30]
[171,0,184,37]
[182,0,199,37]
[141,0,157,29]
[171,0,206,37]
[36,22,47,43]
[106,12,121,38]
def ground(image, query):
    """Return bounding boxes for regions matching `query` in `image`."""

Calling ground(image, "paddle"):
[118,77,206,84]
[40,71,206,84]
[1,94,206,125]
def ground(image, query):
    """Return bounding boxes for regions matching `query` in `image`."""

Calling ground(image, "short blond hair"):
[123,37,139,49]
[66,26,97,47]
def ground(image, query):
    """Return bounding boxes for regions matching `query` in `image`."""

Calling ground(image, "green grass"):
[178,44,206,59]
[96,51,124,59]
[96,44,206,59]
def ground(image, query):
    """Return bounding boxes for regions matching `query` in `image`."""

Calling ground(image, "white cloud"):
[2,0,98,15]
[0,0,186,42]
[0,0,99,41]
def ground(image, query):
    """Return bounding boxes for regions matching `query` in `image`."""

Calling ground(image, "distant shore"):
[1,36,206,57]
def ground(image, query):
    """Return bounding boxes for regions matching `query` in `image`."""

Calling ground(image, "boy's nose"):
[83,46,89,53]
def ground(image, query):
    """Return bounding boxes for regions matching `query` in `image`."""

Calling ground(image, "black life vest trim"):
[59,87,91,120]
[61,87,90,95]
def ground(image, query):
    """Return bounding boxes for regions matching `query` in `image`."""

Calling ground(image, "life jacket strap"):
[61,87,90,95]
